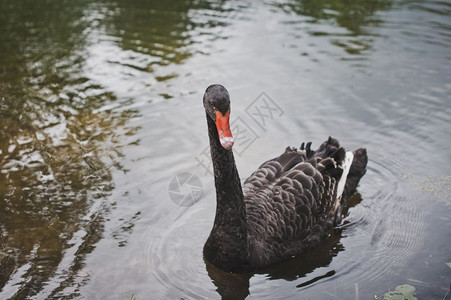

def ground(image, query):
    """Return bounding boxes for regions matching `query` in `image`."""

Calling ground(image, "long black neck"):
[203,113,248,272]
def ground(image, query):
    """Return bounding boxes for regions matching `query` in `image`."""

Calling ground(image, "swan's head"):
[203,84,234,150]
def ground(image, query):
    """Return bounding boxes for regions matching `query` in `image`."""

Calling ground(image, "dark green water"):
[0,0,450,299]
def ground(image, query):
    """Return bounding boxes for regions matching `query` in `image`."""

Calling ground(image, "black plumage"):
[202,84,368,272]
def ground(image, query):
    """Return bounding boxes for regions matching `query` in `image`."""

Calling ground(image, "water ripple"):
[142,202,216,299]
[334,153,426,295]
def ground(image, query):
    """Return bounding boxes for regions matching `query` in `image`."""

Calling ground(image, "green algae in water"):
[383,284,417,300]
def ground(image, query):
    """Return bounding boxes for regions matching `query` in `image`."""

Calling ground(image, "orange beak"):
[215,110,234,150]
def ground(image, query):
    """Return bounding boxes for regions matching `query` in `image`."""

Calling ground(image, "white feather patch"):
[336,151,354,199]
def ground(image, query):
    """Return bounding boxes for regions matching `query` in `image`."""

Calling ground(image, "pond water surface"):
[0,0,450,299]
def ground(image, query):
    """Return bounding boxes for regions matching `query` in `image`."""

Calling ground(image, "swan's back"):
[242,137,367,268]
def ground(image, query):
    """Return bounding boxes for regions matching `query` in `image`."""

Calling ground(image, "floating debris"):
[383,284,417,300]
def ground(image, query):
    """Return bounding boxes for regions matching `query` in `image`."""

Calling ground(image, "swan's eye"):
[205,102,217,120]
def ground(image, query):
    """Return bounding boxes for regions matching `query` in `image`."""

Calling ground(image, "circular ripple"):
[141,203,217,299]
[322,153,427,296]
[363,154,403,201]
[338,154,403,232]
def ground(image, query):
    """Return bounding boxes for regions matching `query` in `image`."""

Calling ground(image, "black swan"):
[203,84,368,273]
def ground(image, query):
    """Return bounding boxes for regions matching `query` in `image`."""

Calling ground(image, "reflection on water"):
[104,0,227,66]
[0,1,130,297]
[1,0,450,299]
[273,0,392,57]
[206,227,344,299]
[275,0,392,32]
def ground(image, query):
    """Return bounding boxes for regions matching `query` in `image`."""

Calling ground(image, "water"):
[0,0,450,299]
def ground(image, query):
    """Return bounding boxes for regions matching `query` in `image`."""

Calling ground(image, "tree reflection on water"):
[0,1,131,297]
[274,0,392,56]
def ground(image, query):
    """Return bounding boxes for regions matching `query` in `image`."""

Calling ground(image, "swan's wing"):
[243,138,348,261]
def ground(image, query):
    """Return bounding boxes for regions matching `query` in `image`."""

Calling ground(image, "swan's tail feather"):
[343,148,368,199]
[336,151,354,201]
[332,148,367,225]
